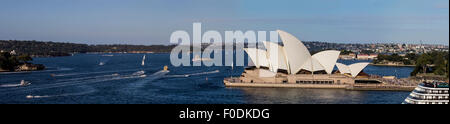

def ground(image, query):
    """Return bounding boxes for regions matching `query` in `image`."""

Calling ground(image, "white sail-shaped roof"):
[277,30,311,74]
[301,57,325,72]
[336,63,351,74]
[244,48,269,68]
[312,50,340,74]
[244,30,349,76]
[336,63,369,77]
[263,41,288,72]
[349,63,369,77]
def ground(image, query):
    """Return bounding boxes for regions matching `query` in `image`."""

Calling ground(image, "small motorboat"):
[19,80,31,87]
[133,71,145,76]
[26,95,47,99]
[163,65,169,72]
[26,95,34,99]
[0,80,30,88]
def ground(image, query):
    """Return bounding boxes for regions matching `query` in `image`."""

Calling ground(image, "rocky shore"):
[15,63,46,71]
[369,63,415,67]
[0,63,45,72]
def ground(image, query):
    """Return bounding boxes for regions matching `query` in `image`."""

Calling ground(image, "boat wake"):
[0,80,31,88]
[26,85,96,99]
[165,70,220,78]
[52,74,121,83]
[124,70,170,90]
[51,69,139,77]
[188,70,220,76]
[0,71,147,94]
[0,84,22,88]
[0,67,73,75]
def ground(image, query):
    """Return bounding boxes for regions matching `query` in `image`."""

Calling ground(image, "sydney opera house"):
[225,30,377,88]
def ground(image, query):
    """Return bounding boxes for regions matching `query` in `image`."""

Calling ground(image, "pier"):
[224,78,417,91]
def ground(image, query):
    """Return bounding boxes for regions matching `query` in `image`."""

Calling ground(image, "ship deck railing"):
[408,96,449,101]
[413,90,449,95]
[405,97,449,103]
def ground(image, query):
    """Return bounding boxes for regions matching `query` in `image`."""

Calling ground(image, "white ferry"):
[403,81,449,104]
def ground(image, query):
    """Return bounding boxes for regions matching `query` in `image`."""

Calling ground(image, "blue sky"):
[0,0,448,45]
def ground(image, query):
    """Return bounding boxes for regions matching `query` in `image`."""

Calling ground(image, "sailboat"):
[231,61,234,70]
[20,80,31,86]
[142,55,146,66]
[230,61,233,78]
[135,55,147,78]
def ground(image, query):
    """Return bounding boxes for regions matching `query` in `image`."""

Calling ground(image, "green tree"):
[405,53,418,61]
[340,50,353,55]
[432,52,445,75]
[411,51,449,77]
[0,52,34,71]
[17,55,33,63]
[411,53,432,76]
[0,52,16,71]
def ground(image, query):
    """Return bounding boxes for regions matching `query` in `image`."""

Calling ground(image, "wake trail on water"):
[143,70,170,82]
[127,70,170,88]
[51,69,140,77]
[164,70,220,78]
[26,85,97,99]
[53,74,121,83]
[122,70,219,95]
[0,71,147,94]
[0,84,22,88]
[0,68,74,75]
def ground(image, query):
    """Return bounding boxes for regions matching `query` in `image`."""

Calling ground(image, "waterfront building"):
[229,30,376,86]
[339,53,356,60]
[356,54,378,60]
[335,63,370,77]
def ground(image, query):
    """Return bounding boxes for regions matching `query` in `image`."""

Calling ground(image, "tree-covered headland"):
[410,51,449,78]
[0,52,44,72]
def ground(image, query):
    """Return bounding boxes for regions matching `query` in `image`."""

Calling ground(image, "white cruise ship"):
[403,81,449,104]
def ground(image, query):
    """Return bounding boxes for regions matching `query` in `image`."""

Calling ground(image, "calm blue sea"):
[0,53,413,104]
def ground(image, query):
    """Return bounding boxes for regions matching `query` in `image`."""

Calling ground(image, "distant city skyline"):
[0,0,448,45]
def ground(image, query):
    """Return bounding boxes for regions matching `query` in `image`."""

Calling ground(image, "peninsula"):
[0,51,45,72]
[0,40,176,57]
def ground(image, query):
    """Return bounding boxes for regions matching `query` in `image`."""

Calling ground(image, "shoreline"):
[224,78,416,91]
[0,64,45,73]
[369,63,415,67]
[0,69,44,74]
[30,52,170,58]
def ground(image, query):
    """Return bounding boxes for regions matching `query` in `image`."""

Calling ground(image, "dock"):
[224,78,416,91]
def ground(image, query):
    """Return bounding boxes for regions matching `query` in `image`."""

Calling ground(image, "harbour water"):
[0,54,413,104]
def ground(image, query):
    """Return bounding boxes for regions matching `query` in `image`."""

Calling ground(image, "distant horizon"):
[1,39,448,46]
[1,0,448,45]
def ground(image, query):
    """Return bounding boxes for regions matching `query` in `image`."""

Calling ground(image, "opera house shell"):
[240,30,370,85]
